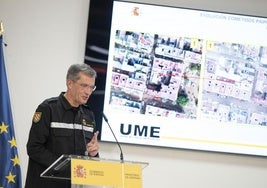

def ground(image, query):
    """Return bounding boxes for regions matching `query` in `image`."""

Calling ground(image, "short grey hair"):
[66,63,97,81]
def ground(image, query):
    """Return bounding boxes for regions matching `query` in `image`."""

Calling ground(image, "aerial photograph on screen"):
[107,30,267,126]
[109,30,202,119]
[201,41,267,125]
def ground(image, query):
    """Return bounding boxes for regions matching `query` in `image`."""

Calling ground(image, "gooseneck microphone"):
[102,112,124,162]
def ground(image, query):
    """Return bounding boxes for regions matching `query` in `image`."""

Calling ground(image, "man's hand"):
[86,131,99,157]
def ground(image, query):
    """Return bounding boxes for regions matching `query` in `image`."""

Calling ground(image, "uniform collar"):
[60,92,78,111]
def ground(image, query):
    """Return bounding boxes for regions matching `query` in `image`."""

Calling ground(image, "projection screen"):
[100,0,267,157]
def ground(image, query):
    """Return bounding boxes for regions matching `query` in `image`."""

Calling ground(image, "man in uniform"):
[25,63,99,188]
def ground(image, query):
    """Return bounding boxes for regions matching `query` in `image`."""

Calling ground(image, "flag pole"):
[0,21,4,36]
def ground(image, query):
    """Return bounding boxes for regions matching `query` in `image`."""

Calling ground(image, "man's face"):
[67,72,96,107]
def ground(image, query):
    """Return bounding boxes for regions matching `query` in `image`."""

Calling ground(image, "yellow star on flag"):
[0,121,8,133]
[8,137,17,148]
[5,172,16,183]
[11,155,20,166]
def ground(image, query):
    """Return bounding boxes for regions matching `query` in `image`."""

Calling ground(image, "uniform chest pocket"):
[52,128,73,137]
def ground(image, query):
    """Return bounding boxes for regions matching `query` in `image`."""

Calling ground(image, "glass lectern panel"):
[40,154,72,180]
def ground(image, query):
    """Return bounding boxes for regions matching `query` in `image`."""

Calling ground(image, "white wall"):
[1,0,267,187]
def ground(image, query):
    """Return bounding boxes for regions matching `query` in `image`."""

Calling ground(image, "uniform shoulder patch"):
[33,112,42,123]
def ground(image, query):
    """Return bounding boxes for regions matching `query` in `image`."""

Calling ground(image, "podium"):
[41,155,148,188]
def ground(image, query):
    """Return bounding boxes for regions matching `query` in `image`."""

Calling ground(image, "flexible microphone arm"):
[102,112,124,161]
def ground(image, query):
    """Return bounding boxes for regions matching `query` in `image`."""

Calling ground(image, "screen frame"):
[85,0,267,157]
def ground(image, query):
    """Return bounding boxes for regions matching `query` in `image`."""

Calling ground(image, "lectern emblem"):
[73,165,87,178]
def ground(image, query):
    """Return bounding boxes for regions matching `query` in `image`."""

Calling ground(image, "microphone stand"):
[102,112,124,162]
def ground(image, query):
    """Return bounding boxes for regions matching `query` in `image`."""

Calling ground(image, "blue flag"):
[0,35,22,188]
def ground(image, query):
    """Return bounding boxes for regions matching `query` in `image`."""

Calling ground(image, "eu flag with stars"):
[0,35,22,188]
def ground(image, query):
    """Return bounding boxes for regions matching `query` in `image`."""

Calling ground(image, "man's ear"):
[66,79,72,89]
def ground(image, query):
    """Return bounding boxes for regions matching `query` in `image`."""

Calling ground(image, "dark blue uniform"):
[25,92,97,188]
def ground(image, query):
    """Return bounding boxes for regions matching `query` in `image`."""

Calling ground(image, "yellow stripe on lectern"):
[71,158,143,187]
[71,159,122,187]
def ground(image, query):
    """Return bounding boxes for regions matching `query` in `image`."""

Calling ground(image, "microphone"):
[102,112,124,161]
